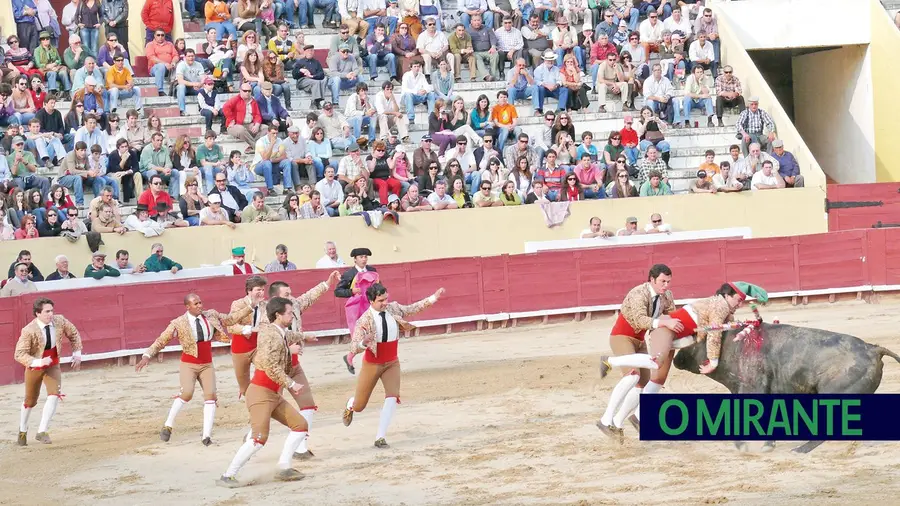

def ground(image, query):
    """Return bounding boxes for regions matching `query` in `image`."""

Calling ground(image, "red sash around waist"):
[251,369,281,392]
[181,341,213,364]
[610,312,645,341]
[364,340,399,364]
[231,332,258,354]
[34,348,60,369]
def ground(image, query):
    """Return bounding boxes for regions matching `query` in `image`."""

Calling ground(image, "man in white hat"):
[533,50,568,115]
[199,193,236,228]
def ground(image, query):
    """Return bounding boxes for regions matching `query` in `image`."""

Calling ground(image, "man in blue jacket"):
[255,82,292,136]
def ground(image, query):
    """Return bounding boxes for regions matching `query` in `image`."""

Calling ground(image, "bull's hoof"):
[761,441,776,453]
[791,441,824,454]
[734,441,749,452]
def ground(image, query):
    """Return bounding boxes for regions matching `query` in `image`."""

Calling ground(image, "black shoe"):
[307,24,316,29]
[717,118,725,127]
[160,426,172,442]
[342,354,356,375]
[374,438,389,448]
[312,99,322,110]
[202,437,212,446]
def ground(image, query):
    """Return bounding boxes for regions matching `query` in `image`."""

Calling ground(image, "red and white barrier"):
[3,226,900,386]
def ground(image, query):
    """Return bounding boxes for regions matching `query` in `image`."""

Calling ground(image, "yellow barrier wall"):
[1,4,13,44]
[869,0,900,182]
[713,4,827,189]
[7,188,826,273]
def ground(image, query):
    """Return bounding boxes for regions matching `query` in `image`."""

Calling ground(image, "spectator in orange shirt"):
[145,30,179,95]
[489,90,521,152]
[204,0,238,40]
[697,149,719,180]
[106,54,143,113]
[141,0,175,43]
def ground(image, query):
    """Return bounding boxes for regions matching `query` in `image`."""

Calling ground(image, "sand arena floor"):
[2,298,900,505]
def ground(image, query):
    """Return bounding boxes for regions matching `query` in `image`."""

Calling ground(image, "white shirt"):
[415,30,449,55]
[315,178,344,207]
[199,206,230,224]
[642,75,674,99]
[369,306,400,343]
[644,223,672,233]
[339,0,363,18]
[663,16,692,38]
[316,255,346,268]
[401,70,432,96]
[689,40,715,62]
[427,192,455,206]
[639,19,664,43]
[31,320,58,367]
[188,312,212,342]
[374,90,400,114]
[440,147,476,173]
[751,170,778,190]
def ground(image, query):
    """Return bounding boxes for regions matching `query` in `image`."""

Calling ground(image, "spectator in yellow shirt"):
[106,55,143,113]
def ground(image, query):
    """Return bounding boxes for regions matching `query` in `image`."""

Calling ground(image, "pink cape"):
[345,271,381,338]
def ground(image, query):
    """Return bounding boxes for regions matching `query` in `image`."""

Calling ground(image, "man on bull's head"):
[596,264,681,439]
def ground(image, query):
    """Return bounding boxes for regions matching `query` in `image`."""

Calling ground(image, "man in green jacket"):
[143,242,183,274]
[33,31,73,100]
[84,252,122,279]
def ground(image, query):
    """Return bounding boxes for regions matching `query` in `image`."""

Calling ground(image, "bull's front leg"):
[735,376,774,453]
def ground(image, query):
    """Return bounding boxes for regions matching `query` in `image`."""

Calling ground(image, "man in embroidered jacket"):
[342,282,444,448]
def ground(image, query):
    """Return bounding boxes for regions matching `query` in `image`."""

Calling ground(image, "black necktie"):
[252,306,258,327]
[380,311,389,343]
[44,325,52,350]
[196,317,205,343]
[651,295,660,318]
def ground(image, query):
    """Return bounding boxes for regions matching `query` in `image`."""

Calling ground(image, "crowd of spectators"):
[0,0,807,244]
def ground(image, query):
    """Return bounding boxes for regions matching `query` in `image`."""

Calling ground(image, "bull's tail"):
[876,346,900,365]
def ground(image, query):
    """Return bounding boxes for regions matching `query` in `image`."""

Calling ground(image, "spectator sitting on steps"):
[750,160,785,191]
[143,242,182,274]
[45,255,77,280]
[580,216,611,238]
[84,252,121,279]
[689,169,717,194]
[616,216,644,237]
[712,162,743,193]
[769,139,805,188]
[7,250,44,282]
[0,262,38,297]
[644,213,672,234]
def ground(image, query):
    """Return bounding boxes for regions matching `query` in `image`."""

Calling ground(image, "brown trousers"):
[343,15,370,38]
[609,334,650,387]
[232,350,256,397]
[288,365,315,410]
[352,359,400,413]
[246,383,307,444]
[24,365,61,408]
[179,362,217,402]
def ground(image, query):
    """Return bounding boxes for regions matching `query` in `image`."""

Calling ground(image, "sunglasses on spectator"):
[652,219,662,224]
[629,37,638,41]
[605,14,612,17]
[187,183,198,187]
[617,160,626,164]
[429,166,438,170]
[216,178,227,183]
[151,182,162,186]
[457,141,466,145]
[567,177,576,181]
[481,185,490,190]
[427,22,435,26]
[155,33,165,38]
[240,88,251,93]
[618,174,628,178]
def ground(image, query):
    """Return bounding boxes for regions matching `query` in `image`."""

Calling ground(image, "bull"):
[672,323,900,453]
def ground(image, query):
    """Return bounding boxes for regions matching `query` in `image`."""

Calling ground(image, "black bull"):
[672,323,900,453]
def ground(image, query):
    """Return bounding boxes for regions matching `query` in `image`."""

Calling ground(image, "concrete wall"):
[5,188,827,275]
[714,4,828,189]
[793,45,876,183]
[716,0,872,49]
[868,0,900,182]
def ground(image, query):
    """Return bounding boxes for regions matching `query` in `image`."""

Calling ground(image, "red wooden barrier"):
[2,227,899,386]
[828,183,900,231]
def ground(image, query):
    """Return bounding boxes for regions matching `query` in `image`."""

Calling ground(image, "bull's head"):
[673,339,708,373]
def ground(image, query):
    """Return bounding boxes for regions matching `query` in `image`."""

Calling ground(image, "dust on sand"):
[2,300,900,506]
